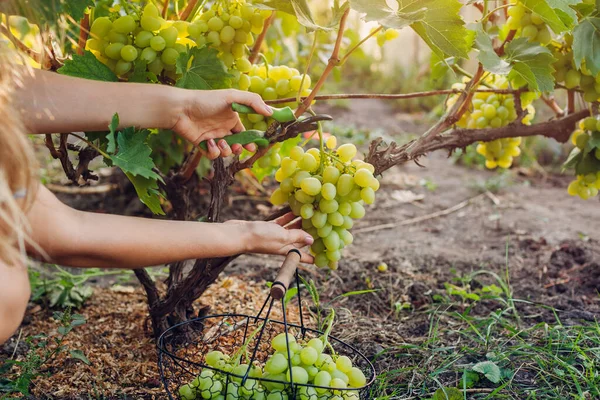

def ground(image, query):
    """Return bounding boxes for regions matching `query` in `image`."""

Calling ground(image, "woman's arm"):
[26,185,313,268]
[13,69,272,157]
[0,260,30,344]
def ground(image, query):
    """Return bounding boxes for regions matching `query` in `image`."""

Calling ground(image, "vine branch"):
[76,14,90,56]
[366,109,589,176]
[249,11,276,64]
[0,23,41,62]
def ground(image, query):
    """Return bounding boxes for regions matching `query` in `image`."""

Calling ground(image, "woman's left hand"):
[171,89,273,160]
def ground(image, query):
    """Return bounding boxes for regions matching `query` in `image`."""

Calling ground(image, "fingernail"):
[219,140,227,149]
[305,236,314,245]
[208,139,216,148]
[264,105,273,115]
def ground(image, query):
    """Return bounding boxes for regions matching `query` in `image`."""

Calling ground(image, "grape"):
[349,203,365,219]
[229,16,244,29]
[120,45,138,62]
[323,166,341,184]
[323,231,340,251]
[270,188,287,206]
[108,30,127,45]
[336,174,354,196]
[354,169,373,187]
[300,177,322,196]
[321,183,337,200]
[161,48,179,65]
[565,69,581,89]
[317,224,332,238]
[265,353,288,374]
[148,59,164,75]
[105,43,124,60]
[141,16,162,32]
[327,212,344,227]
[90,17,112,38]
[140,47,157,63]
[113,15,135,34]
[135,31,153,48]
[263,87,278,101]
[294,190,314,204]
[319,199,339,214]
[208,16,225,32]
[285,366,308,384]
[115,60,132,75]
[361,187,375,204]
[299,347,318,365]
[299,153,318,172]
[160,26,178,47]
[314,253,329,268]
[150,36,166,51]
[337,143,357,162]
[311,211,327,229]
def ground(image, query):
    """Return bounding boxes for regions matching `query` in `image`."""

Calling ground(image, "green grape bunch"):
[447,75,536,169]
[550,38,600,102]
[504,0,552,45]
[566,117,600,200]
[86,0,268,82]
[179,332,367,399]
[269,137,379,270]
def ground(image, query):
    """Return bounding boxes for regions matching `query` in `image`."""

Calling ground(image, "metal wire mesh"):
[158,314,376,399]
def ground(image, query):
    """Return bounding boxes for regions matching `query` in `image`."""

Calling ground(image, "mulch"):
[4,275,305,400]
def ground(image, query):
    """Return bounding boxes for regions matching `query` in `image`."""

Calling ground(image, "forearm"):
[13,69,184,134]
[0,261,30,345]
[27,186,251,269]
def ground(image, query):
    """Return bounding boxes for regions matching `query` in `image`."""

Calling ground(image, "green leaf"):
[521,0,579,33]
[175,46,232,90]
[341,289,380,297]
[63,0,93,22]
[462,370,480,389]
[432,387,462,400]
[255,0,325,31]
[504,38,556,92]
[69,350,90,365]
[125,173,165,215]
[58,51,118,82]
[128,60,149,83]
[403,0,472,59]
[573,18,600,76]
[575,153,600,174]
[57,326,72,336]
[471,24,511,75]
[112,129,161,181]
[472,360,502,383]
[349,0,424,30]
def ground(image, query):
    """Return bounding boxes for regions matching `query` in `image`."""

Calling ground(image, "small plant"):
[0,309,89,397]
[29,265,129,309]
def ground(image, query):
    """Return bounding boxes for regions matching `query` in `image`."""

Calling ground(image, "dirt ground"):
[3,99,599,399]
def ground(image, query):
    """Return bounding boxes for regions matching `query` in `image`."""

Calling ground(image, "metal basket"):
[158,251,376,399]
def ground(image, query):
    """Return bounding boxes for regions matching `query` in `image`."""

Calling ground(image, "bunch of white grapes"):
[87,0,267,81]
[240,64,312,131]
[448,75,536,169]
[551,40,600,102]
[187,0,269,78]
[505,0,552,44]
[567,117,600,200]
[269,138,379,270]
[179,333,366,400]
[87,3,194,78]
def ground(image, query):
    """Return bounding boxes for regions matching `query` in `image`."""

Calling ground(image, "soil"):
[4,99,599,399]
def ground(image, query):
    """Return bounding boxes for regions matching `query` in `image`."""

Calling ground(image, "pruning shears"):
[198,103,332,151]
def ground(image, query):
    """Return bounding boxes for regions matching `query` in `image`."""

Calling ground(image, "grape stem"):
[338,26,382,66]
[294,8,351,118]
[180,0,201,21]
[249,11,276,64]
[297,31,319,105]
[481,4,510,23]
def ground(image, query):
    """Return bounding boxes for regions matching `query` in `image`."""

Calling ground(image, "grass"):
[369,245,600,400]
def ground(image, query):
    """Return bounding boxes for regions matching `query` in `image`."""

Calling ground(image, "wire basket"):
[158,251,376,399]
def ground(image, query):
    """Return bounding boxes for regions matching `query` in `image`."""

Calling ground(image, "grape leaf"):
[521,0,578,33]
[504,38,556,92]
[562,147,582,171]
[471,24,511,75]
[58,50,118,82]
[128,60,149,83]
[350,0,471,58]
[575,153,600,175]
[176,46,231,90]
[573,18,600,76]
[472,361,501,383]
[125,173,164,215]
[112,128,161,181]
[255,0,330,31]
[63,0,94,22]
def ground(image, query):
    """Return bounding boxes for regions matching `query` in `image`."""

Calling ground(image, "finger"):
[297,251,314,264]
[217,139,233,157]
[274,212,298,227]
[206,139,220,160]
[244,143,257,153]
[231,143,243,155]
[228,89,273,117]
[233,118,245,133]
[285,219,303,230]
[287,228,314,248]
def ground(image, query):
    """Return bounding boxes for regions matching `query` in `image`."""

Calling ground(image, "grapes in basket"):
[179,332,366,399]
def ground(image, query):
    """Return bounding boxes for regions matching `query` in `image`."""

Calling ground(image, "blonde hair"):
[0,43,38,266]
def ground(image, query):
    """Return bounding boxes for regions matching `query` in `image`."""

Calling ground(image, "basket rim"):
[157,313,377,391]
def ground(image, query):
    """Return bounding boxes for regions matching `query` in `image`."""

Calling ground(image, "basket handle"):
[270,249,301,300]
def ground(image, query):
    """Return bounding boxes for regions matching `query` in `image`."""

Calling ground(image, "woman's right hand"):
[226,213,314,263]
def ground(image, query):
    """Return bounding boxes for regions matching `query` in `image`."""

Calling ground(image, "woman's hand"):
[226,212,314,263]
[171,89,273,159]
